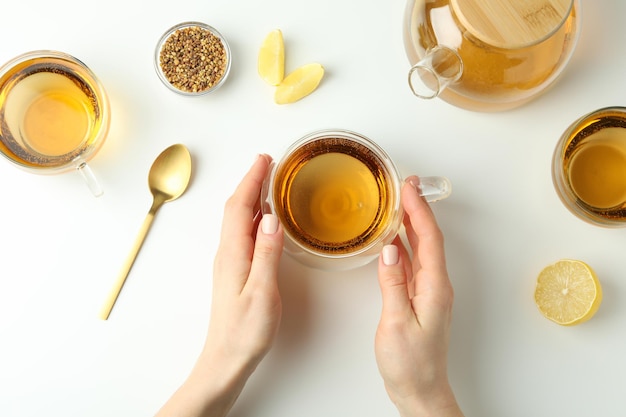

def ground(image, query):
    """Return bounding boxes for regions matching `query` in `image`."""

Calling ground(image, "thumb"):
[377,245,411,317]
[248,214,284,287]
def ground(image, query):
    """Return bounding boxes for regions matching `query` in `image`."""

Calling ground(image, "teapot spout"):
[408,46,463,99]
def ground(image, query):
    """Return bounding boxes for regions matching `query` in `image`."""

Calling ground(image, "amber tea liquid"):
[0,55,106,169]
[405,0,579,111]
[272,137,396,254]
[559,110,626,222]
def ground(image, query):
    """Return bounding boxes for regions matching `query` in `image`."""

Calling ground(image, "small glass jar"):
[154,21,232,96]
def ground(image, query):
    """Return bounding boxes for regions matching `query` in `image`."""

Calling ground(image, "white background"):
[1,1,625,416]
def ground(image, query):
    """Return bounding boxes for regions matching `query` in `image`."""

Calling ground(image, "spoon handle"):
[99,210,156,320]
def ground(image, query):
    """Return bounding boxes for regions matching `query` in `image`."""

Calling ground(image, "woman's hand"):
[375,176,463,417]
[155,154,284,417]
[206,153,284,370]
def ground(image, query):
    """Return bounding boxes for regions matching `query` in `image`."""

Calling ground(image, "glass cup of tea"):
[0,50,110,196]
[261,129,451,270]
[552,107,626,227]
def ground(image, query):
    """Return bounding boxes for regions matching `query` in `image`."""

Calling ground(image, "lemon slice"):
[258,29,285,86]
[534,259,602,326]
[274,63,324,104]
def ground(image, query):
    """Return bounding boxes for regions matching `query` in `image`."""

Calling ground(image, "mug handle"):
[418,176,451,202]
[76,160,104,197]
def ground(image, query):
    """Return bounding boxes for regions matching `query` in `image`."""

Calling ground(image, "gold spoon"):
[99,144,192,320]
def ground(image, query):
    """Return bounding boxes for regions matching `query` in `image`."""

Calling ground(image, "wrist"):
[190,345,259,397]
[155,347,258,417]
[390,383,464,417]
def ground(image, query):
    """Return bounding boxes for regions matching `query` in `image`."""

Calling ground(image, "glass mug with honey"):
[0,50,110,196]
[553,107,626,227]
[403,0,581,111]
[261,130,451,270]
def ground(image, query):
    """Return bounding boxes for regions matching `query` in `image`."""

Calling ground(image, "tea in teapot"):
[403,0,580,111]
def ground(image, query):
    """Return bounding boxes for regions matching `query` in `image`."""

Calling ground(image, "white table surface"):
[1,1,625,416]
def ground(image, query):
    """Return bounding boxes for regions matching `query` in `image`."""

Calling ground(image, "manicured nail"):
[406,178,420,193]
[261,214,279,234]
[382,245,399,266]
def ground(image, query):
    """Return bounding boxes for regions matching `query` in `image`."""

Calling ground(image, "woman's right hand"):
[374,176,464,417]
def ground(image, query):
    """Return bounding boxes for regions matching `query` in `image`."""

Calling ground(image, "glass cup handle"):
[76,161,104,197]
[418,176,451,202]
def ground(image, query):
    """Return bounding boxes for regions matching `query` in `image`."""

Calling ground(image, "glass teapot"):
[403,0,581,111]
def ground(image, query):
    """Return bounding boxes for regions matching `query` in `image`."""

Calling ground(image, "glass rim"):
[265,128,404,259]
[552,106,626,227]
[0,50,110,174]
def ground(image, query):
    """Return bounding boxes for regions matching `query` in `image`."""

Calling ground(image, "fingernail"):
[257,153,272,163]
[406,178,420,193]
[261,214,279,235]
[382,245,399,266]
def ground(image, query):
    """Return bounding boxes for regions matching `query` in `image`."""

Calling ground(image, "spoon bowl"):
[148,144,192,205]
[100,144,192,320]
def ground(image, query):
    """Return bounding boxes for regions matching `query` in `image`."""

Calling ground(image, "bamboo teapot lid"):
[450,0,573,49]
